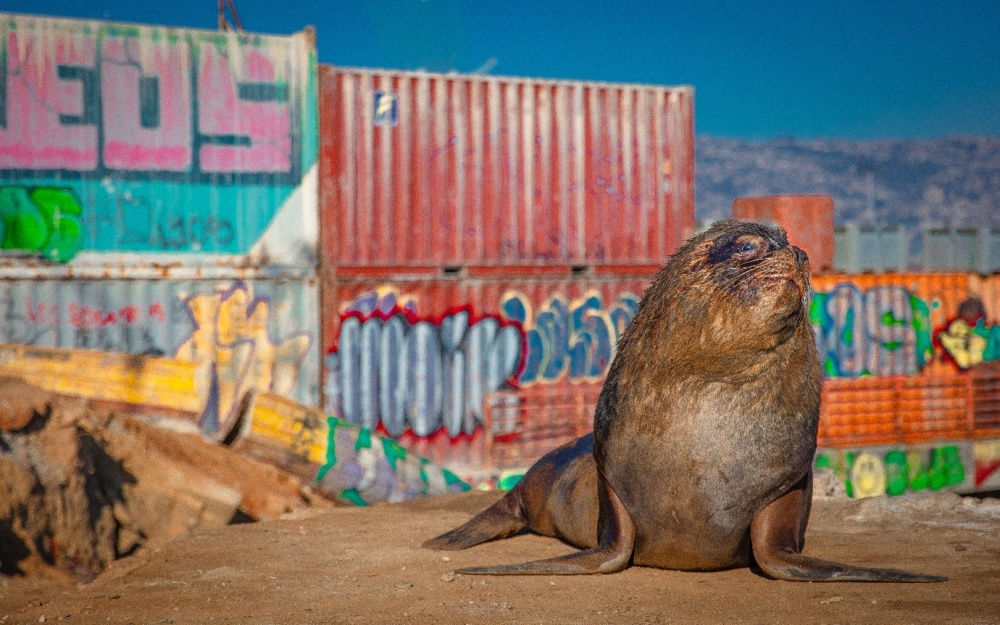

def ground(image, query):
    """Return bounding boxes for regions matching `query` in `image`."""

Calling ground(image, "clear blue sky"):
[4,0,999,139]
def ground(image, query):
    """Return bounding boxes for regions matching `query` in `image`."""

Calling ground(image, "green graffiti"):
[910,294,934,368]
[844,452,856,498]
[816,445,965,498]
[355,426,372,451]
[497,472,525,491]
[0,186,83,263]
[978,320,1000,362]
[442,466,468,489]
[318,416,470,506]
[340,489,367,507]
[884,450,907,496]
[807,293,826,326]
[418,461,430,496]
[823,358,839,377]
[812,284,934,377]
[381,437,408,471]
[881,310,907,327]
[841,306,854,346]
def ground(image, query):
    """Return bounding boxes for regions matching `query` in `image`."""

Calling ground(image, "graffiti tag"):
[937,318,1000,370]
[1,24,298,179]
[326,289,524,439]
[316,417,469,505]
[815,445,966,498]
[175,283,312,437]
[0,186,82,262]
[810,284,933,378]
[500,290,640,384]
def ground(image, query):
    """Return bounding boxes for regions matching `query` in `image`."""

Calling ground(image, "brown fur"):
[425,220,945,582]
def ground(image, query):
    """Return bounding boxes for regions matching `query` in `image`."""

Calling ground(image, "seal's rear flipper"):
[455,472,635,575]
[454,541,630,575]
[422,492,527,551]
[751,471,947,583]
[752,551,947,583]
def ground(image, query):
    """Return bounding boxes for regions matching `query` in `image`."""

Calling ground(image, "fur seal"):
[424,220,945,582]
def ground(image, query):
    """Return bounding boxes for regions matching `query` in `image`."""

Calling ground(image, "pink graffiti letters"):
[24,296,164,329]
[100,35,192,171]
[1,21,297,179]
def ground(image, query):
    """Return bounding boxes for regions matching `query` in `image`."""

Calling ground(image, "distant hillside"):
[696,136,1000,228]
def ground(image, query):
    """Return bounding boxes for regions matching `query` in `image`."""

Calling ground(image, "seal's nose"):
[792,246,808,266]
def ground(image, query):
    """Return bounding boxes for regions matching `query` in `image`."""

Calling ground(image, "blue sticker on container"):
[373,91,399,127]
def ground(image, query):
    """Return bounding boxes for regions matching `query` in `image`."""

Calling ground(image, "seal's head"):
[629,220,814,377]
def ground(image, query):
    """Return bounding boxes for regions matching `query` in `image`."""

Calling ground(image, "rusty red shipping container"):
[319,65,694,271]
[320,271,657,469]
[732,195,835,272]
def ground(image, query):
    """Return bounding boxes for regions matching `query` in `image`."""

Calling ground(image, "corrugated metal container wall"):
[319,66,694,270]
[0,276,320,432]
[810,273,985,379]
[0,14,318,274]
[732,195,835,273]
[322,270,1000,470]
[321,272,656,468]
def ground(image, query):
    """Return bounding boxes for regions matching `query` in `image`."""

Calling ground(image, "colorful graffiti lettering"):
[1,23,299,178]
[325,287,524,439]
[815,444,967,498]
[500,290,640,384]
[810,283,934,378]
[316,416,469,505]
[973,440,1000,490]
[0,186,82,262]
[0,15,316,258]
[175,283,312,437]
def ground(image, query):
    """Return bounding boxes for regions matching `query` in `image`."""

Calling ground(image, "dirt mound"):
[0,382,332,582]
[0,376,54,432]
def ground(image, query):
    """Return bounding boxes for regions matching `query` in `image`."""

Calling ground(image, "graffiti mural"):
[176,283,312,437]
[0,186,83,262]
[499,290,640,384]
[815,444,970,498]
[0,14,317,261]
[325,288,523,439]
[316,416,469,505]
[0,278,319,435]
[810,283,934,378]
[973,440,1000,491]
[935,298,1000,370]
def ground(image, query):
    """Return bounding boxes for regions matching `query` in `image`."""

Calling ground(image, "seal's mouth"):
[723,246,810,323]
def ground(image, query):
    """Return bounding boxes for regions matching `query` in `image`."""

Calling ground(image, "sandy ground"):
[2,491,999,625]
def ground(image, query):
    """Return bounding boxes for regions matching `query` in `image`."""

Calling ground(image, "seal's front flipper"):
[750,471,947,583]
[423,492,526,551]
[456,472,635,575]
